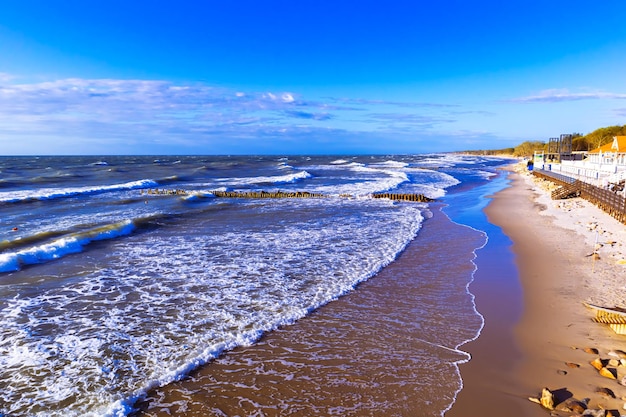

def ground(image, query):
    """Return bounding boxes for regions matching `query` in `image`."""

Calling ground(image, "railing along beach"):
[533,169,626,225]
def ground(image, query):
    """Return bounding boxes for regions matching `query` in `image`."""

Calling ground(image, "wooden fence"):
[533,169,626,224]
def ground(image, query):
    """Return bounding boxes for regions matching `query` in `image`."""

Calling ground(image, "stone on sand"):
[540,387,554,410]
[555,397,587,413]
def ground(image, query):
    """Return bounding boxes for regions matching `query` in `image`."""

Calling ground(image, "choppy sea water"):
[0,154,511,416]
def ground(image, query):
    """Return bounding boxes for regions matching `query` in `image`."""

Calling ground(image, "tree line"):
[461,124,626,157]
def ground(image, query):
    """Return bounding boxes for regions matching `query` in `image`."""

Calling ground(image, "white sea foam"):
[291,162,411,197]
[267,164,397,197]
[0,220,136,272]
[414,154,462,168]
[402,169,461,199]
[369,160,409,168]
[0,179,158,203]
[345,161,365,168]
[0,199,424,416]
[182,192,216,202]
[216,170,313,187]
[418,153,505,169]
[475,170,498,179]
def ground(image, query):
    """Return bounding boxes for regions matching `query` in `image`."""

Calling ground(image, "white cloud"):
[0,75,510,154]
[0,78,304,121]
[0,78,345,153]
[332,97,459,108]
[508,88,626,103]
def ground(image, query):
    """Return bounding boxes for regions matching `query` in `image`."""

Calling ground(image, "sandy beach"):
[450,164,626,416]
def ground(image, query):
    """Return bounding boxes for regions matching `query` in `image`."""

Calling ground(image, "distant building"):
[586,136,626,167]
[542,136,626,188]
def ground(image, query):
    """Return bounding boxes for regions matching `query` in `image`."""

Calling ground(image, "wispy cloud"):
[451,109,496,117]
[365,113,456,130]
[615,108,626,117]
[284,110,334,120]
[0,75,499,154]
[330,97,459,108]
[508,88,626,103]
[0,78,320,133]
[1,77,463,143]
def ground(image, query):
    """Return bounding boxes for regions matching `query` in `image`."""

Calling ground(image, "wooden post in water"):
[144,189,436,203]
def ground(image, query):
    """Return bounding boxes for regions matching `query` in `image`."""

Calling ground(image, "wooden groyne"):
[371,193,435,202]
[142,189,189,196]
[533,169,626,224]
[142,188,435,203]
[210,190,326,199]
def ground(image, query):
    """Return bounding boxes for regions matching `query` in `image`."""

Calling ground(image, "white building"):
[542,136,626,188]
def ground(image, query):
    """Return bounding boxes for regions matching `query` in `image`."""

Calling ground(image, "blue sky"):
[1,1,626,155]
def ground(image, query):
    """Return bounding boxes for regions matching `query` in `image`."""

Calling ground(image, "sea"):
[0,154,513,417]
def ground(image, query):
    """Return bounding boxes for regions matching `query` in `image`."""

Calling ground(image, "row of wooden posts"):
[142,188,435,203]
[533,169,626,225]
[371,193,435,202]
[211,190,326,199]
[143,189,189,196]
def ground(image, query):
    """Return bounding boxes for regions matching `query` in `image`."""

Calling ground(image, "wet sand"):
[450,168,626,416]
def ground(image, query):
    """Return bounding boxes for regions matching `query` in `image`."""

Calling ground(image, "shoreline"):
[131,202,486,416]
[449,165,626,416]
